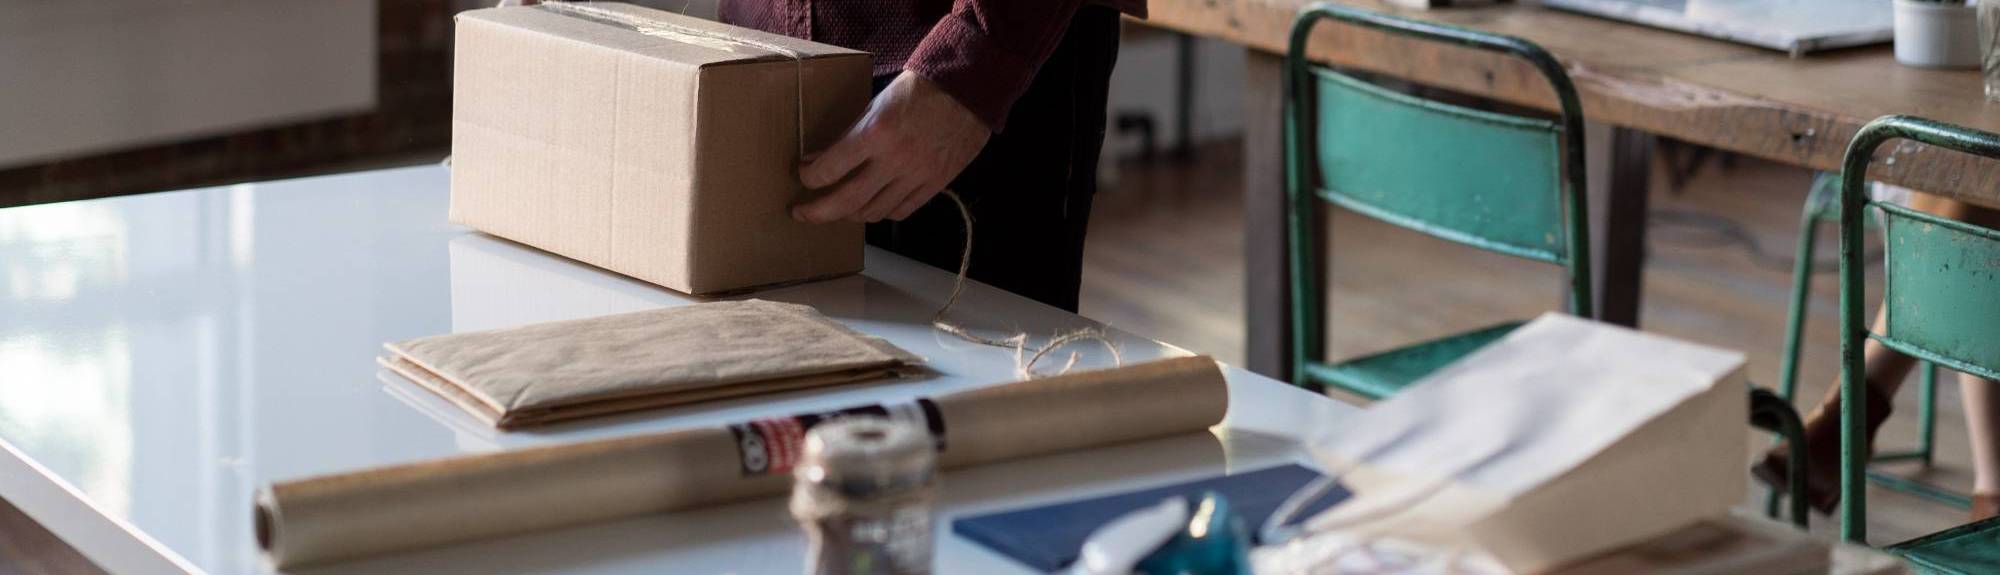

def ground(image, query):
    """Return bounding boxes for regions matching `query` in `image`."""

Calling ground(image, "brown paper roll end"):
[254,487,287,567]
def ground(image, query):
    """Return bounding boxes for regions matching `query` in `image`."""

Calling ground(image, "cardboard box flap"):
[576,2,864,62]
[459,3,863,69]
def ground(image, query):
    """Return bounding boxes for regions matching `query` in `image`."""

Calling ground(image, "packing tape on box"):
[256,355,1228,568]
[531,1,810,158]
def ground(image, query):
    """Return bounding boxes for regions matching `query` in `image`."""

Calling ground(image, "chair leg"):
[1767,185,1826,520]
[1752,388,1811,528]
[1841,350,1866,543]
[1920,362,1937,466]
[1778,176,1834,404]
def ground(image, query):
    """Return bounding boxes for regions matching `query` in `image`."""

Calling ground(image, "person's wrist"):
[903,15,1034,131]
[899,71,990,138]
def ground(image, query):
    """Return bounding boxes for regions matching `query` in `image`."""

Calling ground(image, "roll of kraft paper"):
[256,355,1228,568]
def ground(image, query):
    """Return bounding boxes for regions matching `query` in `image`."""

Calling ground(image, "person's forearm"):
[903,0,1088,131]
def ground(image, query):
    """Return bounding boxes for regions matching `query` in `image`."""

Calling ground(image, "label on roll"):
[728,398,945,476]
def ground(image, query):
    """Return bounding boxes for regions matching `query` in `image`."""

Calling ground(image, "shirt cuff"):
[904,13,1040,132]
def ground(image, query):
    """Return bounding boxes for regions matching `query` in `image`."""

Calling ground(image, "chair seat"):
[1888,516,2000,574]
[1304,321,1526,400]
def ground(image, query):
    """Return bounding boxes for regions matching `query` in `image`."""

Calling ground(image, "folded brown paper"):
[379,299,922,428]
[258,355,1228,568]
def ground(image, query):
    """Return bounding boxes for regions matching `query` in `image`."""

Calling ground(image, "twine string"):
[929,190,1122,378]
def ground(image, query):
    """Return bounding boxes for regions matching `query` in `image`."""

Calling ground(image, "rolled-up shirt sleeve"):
[904,0,1087,131]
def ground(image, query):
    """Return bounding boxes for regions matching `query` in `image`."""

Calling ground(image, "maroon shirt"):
[721,0,1144,131]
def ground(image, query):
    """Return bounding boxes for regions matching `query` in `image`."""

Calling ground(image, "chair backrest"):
[1836,115,2000,542]
[1877,204,2000,375]
[1283,4,1592,384]
[1312,66,1569,262]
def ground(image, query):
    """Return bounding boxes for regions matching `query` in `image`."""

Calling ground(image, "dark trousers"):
[865,7,1120,313]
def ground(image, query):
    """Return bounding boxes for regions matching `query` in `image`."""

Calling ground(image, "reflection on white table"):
[0,166,1354,574]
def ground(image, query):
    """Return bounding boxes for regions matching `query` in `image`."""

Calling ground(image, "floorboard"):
[0,497,106,575]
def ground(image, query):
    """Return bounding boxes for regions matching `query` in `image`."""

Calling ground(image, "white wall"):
[1102,31,1246,159]
[0,1,377,169]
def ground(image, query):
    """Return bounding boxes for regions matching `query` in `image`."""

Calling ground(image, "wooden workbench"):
[1142,0,2000,377]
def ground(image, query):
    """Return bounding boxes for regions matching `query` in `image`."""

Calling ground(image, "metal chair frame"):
[1283,4,1591,396]
[1774,174,1968,521]
[1834,115,2000,543]
[1283,4,1812,530]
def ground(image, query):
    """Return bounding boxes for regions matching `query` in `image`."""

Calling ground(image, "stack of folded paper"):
[379,299,922,428]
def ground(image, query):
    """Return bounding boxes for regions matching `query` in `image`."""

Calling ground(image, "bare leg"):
[1757,312,1917,511]
[1908,195,2000,519]
[1796,313,1918,415]
[1963,374,2000,521]
[1858,314,1921,396]
[1757,193,2000,512]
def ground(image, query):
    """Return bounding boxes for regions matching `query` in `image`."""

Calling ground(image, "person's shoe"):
[1753,384,1894,514]
[1972,493,2000,522]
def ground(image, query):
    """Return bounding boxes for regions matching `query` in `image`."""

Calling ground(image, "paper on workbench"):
[261,356,1231,568]
[1290,313,1748,574]
[379,299,922,428]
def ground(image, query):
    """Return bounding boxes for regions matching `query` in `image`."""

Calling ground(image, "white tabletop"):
[0,165,1356,575]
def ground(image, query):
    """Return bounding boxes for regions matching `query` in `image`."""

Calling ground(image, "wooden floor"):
[0,498,105,575]
[1082,140,1975,546]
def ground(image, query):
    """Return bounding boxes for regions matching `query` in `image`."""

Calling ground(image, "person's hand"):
[794,71,992,223]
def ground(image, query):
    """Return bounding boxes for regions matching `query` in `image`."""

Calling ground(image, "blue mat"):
[951,464,1347,572]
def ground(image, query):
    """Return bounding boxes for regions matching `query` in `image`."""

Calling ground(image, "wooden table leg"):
[1597,127,1654,327]
[1244,51,1290,380]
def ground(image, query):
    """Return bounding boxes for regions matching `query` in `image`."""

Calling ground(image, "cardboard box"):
[451,3,869,295]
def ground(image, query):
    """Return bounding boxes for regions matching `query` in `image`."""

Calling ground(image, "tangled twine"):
[929,191,1121,378]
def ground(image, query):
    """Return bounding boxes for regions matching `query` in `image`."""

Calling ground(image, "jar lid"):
[798,417,937,498]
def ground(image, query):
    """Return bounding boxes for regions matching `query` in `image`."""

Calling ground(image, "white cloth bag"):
[1282,313,1748,573]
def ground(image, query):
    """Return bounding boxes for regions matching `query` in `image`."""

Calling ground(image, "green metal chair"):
[1283,5,1592,401]
[1830,116,2000,571]
[1773,172,1968,517]
[1283,4,1815,529]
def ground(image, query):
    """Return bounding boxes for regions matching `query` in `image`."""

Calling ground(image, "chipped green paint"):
[1282,3,1592,397]
[1835,115,2000,545]
[1887,516,2000,574]
[1876,203,2000,378]
[1313,69,1567,263]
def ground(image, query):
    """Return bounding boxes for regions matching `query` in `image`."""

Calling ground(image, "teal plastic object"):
[1282,3,1593,400]
[1833,115,2000,544]
[1887,515,2000,574]
[1133,492,1252,575]
[1315,70,1567,263]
